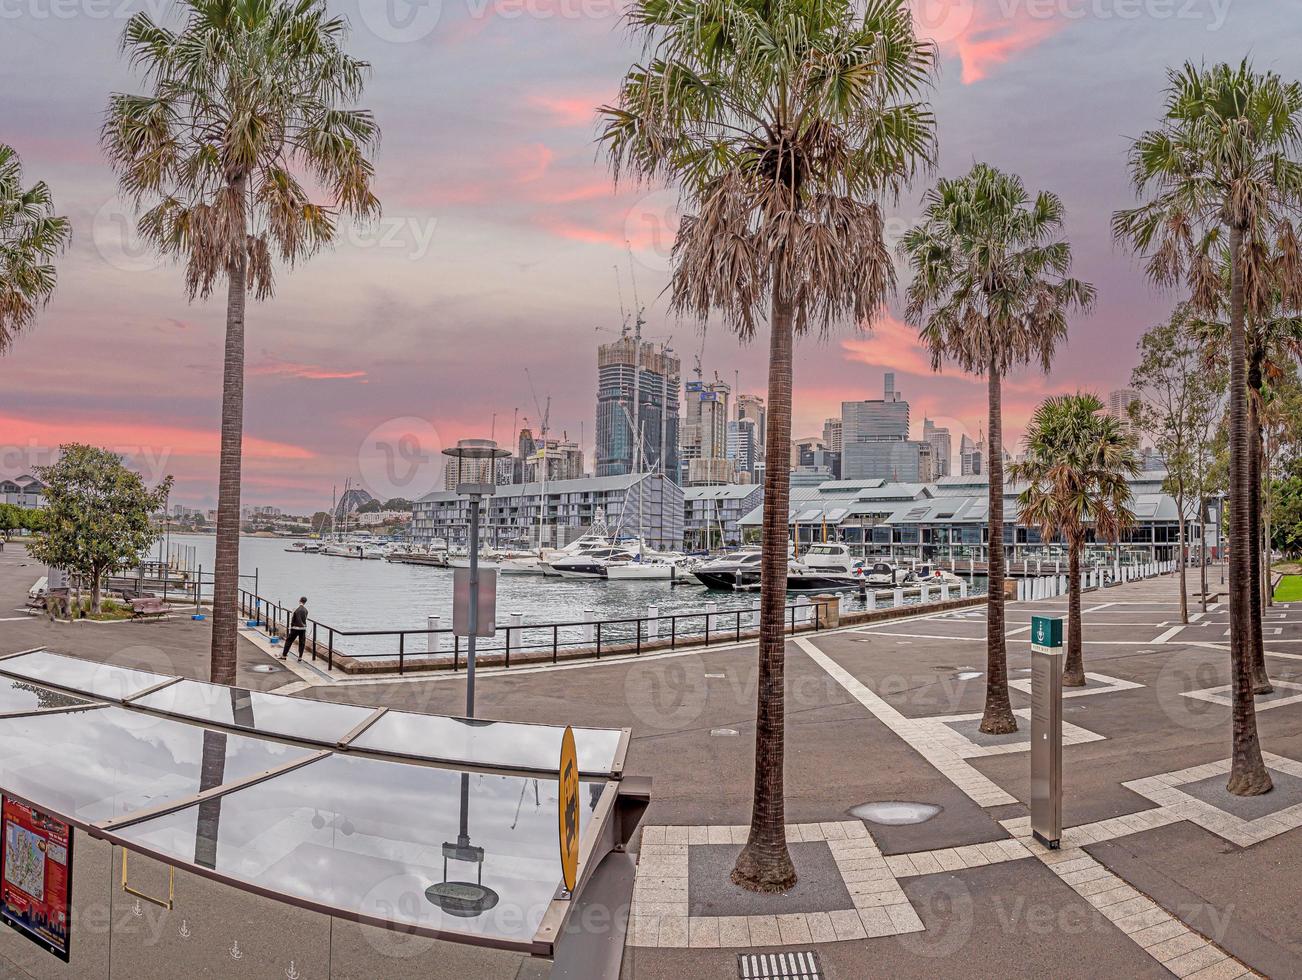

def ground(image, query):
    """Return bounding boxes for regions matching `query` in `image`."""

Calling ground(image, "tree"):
[27,445,172,613]
[1113,60,1302,796]
[356,498,382,514]
[600,0,936,892]
[902,163,1094,734]
[104,0,381,685]
[1010,394,1140,686]
[310,511,332,535]
[1130,306,1224,624]
[0,144,71,352]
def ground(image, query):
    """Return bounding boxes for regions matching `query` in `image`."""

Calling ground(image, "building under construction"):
[595,323,681,480]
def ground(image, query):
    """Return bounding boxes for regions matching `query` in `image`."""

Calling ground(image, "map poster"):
[0,796,72,962]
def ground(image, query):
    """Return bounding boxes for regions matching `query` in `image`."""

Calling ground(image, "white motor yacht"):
[862,560,911,588]
[548,546,637,579]
[691,550,764,590]
[787,543,862,592]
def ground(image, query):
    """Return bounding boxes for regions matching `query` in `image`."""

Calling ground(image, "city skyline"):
[0,0,1280,509]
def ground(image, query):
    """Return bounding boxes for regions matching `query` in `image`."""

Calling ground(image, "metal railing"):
[238,589,827,675]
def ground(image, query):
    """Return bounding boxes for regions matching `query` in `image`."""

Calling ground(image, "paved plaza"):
[3,545,1301,977]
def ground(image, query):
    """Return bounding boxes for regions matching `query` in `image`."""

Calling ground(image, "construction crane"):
[525,368,552,551]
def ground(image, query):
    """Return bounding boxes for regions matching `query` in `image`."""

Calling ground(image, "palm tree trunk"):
[1064,534,1085,687]
[980,360,1016,734]
[1246,369,1270,694]
[209,174,249,687]
[731,288,796,894]
[1225,223,1271,797]
[1264,446,1273,608]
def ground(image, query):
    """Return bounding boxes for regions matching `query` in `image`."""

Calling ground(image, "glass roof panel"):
[0,650,171,701]
[112,753,603,946]
[0,677,89,716]
[132,680,376,746]
[0,706,316,825]
[349,712,623,776]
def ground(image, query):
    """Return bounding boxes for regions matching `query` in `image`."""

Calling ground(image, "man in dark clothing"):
[285,597,309,660]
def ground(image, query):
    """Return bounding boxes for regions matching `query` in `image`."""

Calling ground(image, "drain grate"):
[738,950,823,979]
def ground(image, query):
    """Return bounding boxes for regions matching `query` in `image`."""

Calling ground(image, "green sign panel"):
[1031,615,1063,654]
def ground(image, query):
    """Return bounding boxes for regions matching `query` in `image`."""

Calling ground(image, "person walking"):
[284,597,309,661]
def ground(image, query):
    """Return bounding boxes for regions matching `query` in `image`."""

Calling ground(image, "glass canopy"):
[0,650,171,701]
[0,706,317,825]
[131,679,378,746]
[0,676,88,715]
[113,753,604,944]
[348,711,624,776]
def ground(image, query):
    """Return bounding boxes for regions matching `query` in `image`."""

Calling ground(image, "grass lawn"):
[1275,575,1302,603]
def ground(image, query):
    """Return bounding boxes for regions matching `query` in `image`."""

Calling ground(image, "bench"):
[131,598,168,621]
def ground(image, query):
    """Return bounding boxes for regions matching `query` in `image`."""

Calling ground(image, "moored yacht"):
[691,550,763,591]
[787,543,862,592]
[548,546,637,579]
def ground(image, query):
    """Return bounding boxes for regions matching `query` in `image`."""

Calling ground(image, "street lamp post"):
[442,439,510,718]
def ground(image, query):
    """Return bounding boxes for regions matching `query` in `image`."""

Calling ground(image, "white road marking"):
[1151,624,1186,644]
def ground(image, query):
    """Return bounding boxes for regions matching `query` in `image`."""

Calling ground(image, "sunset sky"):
[0,0,1286,510]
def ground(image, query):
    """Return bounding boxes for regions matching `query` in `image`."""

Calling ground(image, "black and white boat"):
[787,544,863,592]
[548,547,637,579]
[691,550,763,591]
[862,561,912,589]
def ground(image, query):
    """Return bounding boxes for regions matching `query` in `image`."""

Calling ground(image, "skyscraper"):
[841,375,931,481]
[736,394,767,462]
[822,417,842,452]
[682,376,733,485]
[960,433,983,476]
[727,418,758,479]
[595,328,681,480]
[1108,388,1140,433]
[922,418,952,477]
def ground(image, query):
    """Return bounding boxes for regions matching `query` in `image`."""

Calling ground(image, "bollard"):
[427,615,441,654]
[919,583,930,604]
[893,587,904,608]
[752,598,761,628]
[647,604,659,640]
[795,595,811,625]
[863,589,876,611]
[583,609,595,645]
[941,582,951,602]
[960,579,968,598]
[1055,558,1061,576]
[706,600,719,632]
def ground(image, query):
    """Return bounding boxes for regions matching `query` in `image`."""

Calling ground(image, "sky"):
[0,0,1296,511]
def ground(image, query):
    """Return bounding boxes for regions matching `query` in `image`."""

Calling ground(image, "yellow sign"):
[558,725,580,893]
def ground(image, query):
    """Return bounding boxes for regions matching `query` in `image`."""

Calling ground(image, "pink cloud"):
[249,359,368,382]
[0,414,314,463]
[910,0,1068,84]
[839,313,940,378]
[527,94,599,128]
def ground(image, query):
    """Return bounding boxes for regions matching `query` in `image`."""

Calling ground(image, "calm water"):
[162,534,985,659]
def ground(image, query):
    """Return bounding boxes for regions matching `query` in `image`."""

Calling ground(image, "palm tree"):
[1010,394,1140,687]
[103,0,381,685]
[0,144,71,352]
[600,0,936,891]
[901,163,1094,734]
[1114,61,1302,795]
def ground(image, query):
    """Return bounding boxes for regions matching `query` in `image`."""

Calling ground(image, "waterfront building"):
[682,376,733,485]
[413,472,684,551]
[682,484,764,550]
[595,331,681,479]
[0,475,45,508]
[737,472,1198,565]
[923,419,952,478]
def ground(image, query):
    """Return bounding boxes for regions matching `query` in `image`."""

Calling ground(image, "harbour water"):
[163,534,986,659]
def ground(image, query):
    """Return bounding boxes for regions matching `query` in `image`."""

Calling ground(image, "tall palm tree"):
[103,0,381,685]
[0,144,71,352]
[901,163,1094,734]
[1114,61,1302,795]
[600,0,936,891]
[1010,394,1140,687]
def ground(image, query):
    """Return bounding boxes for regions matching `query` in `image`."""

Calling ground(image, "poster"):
[0,797,72,962]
